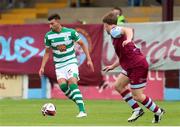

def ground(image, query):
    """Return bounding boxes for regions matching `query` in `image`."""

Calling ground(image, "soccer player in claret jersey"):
[39,13,94,118]
[102,12,165,123]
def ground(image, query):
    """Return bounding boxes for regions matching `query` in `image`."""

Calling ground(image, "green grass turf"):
[0,99,180,126]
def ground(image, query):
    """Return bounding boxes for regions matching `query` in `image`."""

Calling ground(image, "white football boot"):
[152,108,165,123]
[76,111,87,118]
[128,108,144,122]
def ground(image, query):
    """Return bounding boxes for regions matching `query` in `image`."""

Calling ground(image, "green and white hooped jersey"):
[44,27,80,69]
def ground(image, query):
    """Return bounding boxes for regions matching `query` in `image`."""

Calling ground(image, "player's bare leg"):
[114,73,144,122]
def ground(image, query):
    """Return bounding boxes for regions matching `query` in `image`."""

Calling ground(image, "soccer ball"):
[41,103,56,116]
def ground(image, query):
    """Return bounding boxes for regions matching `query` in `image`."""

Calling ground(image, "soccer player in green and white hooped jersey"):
[39,13,94,118]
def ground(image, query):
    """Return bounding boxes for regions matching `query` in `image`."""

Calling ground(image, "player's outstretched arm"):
[77,40,94,72]
[39,47,51,76]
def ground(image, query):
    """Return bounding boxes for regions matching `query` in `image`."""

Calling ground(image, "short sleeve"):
[110,26,122,38]
[44,35,51,47]
[71,29,81,42]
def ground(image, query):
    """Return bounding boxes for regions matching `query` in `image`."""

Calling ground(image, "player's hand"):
[87,60,94,72]
[102,65,114,72]
[122,40,131,47]
[39,67,44,77]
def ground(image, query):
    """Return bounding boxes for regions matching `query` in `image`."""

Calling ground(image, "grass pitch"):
[0,99,180,126]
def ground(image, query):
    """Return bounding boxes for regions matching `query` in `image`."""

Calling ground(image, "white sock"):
[134,107,141,111]
[155,108,161,115]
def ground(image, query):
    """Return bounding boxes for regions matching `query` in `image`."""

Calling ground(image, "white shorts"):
[55,64,79,81]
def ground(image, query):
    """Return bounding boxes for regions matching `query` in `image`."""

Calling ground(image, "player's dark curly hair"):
[102,12,117,25]
[48,13,61,21]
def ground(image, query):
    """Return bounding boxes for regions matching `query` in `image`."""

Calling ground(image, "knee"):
[132,95,139,101]
[132,94,144,102]
[68,78,77,85]
[114,83,124,93]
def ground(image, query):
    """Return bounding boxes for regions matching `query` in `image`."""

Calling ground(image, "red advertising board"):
[51,71,164,100]
[0,24,104,86]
